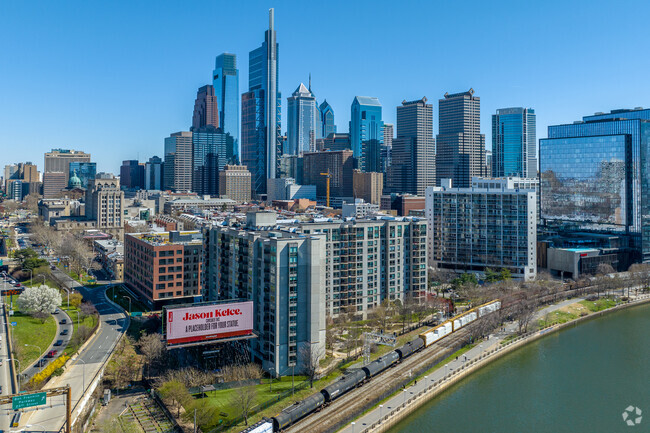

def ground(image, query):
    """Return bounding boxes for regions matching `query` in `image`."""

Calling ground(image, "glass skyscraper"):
[68,161,96,189]
[287,83,318,155]
[492,107,537,178]
[241,8,281,195]
[320,100,336,138]
[192,126,234,196]
[213,53,239,160]
[540,108,650,261]
[350,96,384,172]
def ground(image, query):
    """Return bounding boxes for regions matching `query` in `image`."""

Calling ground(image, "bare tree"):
[300,342,325,388]
[230,385,258,426]
[513,298,536,334]
[138,333,165,378]
[79,301,97,318]
[22,194,40,213]
[158,379,191,418]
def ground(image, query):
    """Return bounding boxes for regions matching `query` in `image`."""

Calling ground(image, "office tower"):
[213,53,240,158]
[86,174,124,239]
[278,154,304,184]
[320,100,336,138]
[5,162,40,199]
[382,123,394,174]
[426,178,537,280]
[302,150,354,199]
[43,173,66,198]
[485,150,493,177]
[204,214,325,375]
[191,85,220,131]
[164,131,193,192]
[242,8,281,195]
[436,89,486,188]
[68,162,96,189]
[124,231,203,309]
[120,160,145,190]
[350,96,384,172]
[219,165,252,202]
[353,170,383,204]
[145,156,163,190]
[192,126,235,195]
[322,133,351,152]
[287,83,319,154]
[492,107,537,178]
[539,108,650,262]
[44,149,91,195]
[389,98,435,195]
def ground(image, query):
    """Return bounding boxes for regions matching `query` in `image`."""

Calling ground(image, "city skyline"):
[2,1,650,172]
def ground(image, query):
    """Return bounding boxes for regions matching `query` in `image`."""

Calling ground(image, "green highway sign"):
[12,392,46,410]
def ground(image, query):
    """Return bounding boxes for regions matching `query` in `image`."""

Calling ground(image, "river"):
[389,302,650,432]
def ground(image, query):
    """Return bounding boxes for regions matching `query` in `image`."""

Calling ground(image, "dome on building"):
[68,170,82,189]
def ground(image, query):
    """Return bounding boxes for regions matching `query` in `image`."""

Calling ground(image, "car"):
[47,350,57,358]
[55,309,60,314]
[60,329,69,336]
[14,283,20,287]
[37,359,48,367]
[54,340,63,346]
[50,265,56,270]
[59,319,66,324]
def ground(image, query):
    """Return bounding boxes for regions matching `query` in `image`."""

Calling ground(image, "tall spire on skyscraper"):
[309,73,312,93]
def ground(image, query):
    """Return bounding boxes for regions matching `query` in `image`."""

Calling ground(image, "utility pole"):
[320,171,331,207]
[194,408,197,433]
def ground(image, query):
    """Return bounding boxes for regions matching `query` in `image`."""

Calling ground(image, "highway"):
[20,266,128,432]
[1,302,15,432]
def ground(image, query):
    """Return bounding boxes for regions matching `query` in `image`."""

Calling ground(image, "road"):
[0,302,16,432]
[19,266,128,432]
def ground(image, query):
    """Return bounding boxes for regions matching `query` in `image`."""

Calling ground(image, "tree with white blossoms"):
[17,285,62,322]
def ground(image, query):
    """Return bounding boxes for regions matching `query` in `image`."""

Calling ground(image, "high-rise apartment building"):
[191,85,220,131]
[382,123,394,174]
[351,96,384,172]
[213,53,240,161]
[44,149,91,196]
[426,177,537,280]
[43,173,67,198]
[353,170,383,205]
[287,83,319,155]
[390,98,435,195]
[192,126,235,195]
[242,8,281,195]
[145,156,163,190]
[492,107,537,178]
[164,131,193,192]
[302,150,354,199]
[4,162,40,199]
[204,214,325,375]
[539,108,650,262]
[219,165,252,202]
[120,160,145,190]
[436,89,486,188]
[320,100,336,139]
[124,231,203,309]
[86,174,124,239]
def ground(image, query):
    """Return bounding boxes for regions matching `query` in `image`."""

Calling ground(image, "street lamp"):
[62,287,71,308]
[403,388,408,405]
[379,404,383,421]
[38,275,46,285]
[72,357,87,392]
[26,424,47,433]
[269,367,274,392]
[27,268,32,286]
[445,363,448,377]
[350,422,355,433]
[122,295,131,315]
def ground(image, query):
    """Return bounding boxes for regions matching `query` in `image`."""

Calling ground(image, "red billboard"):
[166,301,254,345]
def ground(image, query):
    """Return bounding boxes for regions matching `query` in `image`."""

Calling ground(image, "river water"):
[389,302,650,433]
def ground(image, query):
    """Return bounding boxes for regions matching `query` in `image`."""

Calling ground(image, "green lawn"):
[107,284,149,313]
[538,311,578,328]
[10,311,57,368]
[579,297,619,312]
[60,305,98,356]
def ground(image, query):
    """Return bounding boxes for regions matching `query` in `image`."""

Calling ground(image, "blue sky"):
[1,0,649,173]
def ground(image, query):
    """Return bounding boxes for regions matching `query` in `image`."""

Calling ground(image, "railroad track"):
[286,327,473,433]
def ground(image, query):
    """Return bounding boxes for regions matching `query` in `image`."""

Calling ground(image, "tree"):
[79,301,97,318]
[70,325,93,347]
[484,268,500,283]
[69,292,83,309]
[106,336,140,389]
[159,380,191,418]
[300,342,325,388]
[22,194,40,213]
[138,333,165,378]
[513,297,536,334]
[182,399,219,430]
[596,263,615,276]
[499,268,512,281]
[230,385,257,426]
[98,415,141,433]
[17,285,62,320]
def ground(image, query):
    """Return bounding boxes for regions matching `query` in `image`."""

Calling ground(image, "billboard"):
[166,301,254,345]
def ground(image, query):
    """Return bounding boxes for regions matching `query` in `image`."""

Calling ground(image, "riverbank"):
[352,293,650,433]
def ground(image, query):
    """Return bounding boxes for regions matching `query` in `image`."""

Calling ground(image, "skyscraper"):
[390,98,435,195]
[164,131,193,192]
[287,83,318,155]
[120,160,145,190]
[436,89,486,188]
[320,100,336,138]
[213,53,240,159]
[242,8,281,195]
[492,107,537,178]
[145,156,163,190]
[43,149,91,196]
[191,85,219,131]
[192,126,234,195]
[68,162,97,188]
[350,96,384,172]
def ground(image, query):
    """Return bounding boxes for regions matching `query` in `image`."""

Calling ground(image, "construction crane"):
[320,171,332,207]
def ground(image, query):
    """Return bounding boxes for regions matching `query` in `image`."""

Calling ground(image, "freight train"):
[271,299,502,432]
